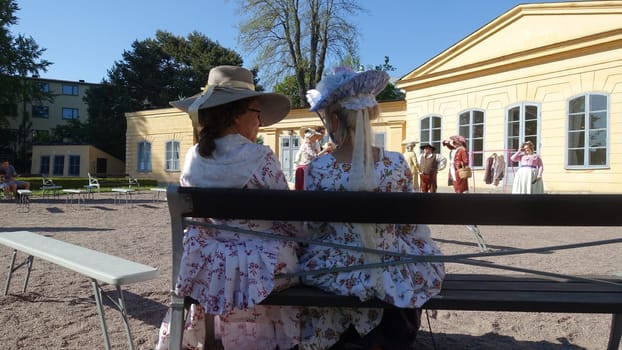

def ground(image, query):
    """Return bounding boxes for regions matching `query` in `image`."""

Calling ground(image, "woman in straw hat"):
[442,135,470,193]
[300,67,445,350]
[156,66,301,350]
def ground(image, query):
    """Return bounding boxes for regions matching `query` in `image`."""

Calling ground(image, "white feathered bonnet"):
[306,67,389,112]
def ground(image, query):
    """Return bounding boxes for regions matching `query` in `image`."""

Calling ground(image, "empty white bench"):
[0,231,160,350]
[111,188,135,207]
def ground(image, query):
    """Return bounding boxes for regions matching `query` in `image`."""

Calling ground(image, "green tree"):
[236,0,364,106]
[81,30,243,160]
[373,56,405,102]
[0,0,52,169]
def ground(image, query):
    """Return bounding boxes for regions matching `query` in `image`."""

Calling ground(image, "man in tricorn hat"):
[419,143,447,192]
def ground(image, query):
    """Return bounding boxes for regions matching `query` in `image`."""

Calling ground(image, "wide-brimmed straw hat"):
[298,126,322,139]
[401,138,419,145]
[306,67,389,112]
[170,65,291,127]
[450,135,466,145]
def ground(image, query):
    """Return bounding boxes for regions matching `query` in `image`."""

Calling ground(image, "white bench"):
[150,187,167,202]
[0,231,159,350]
[111,188,135,207]
[63,189,88,209]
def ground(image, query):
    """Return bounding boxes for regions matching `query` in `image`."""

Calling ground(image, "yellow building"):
[31,144,124,178]
[125,101,406,184]
[398,0,622,193]
[125,0,622,193]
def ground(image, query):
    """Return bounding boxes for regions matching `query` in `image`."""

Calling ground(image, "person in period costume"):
[156,65,302,350]
[300,67,445,350]
[442,135,469,193]
[294,126,333,190]
[402,139,420,191]
[510,141,544,194]
[418,143,447,193]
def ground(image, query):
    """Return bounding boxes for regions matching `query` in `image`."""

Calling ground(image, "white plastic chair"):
[84,173,100,197]
[127,175,140,189]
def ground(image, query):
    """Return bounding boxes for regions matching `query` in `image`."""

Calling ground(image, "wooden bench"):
[0,231,160,350]
[166,186,622,350]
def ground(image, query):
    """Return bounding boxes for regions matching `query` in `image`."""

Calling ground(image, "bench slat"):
[261,275,622,313]
[0,231,159,285]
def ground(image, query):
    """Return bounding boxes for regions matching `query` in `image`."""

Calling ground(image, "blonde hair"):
[326,103,380,147]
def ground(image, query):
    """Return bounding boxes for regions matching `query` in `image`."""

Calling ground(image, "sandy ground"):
[0,190,620,349]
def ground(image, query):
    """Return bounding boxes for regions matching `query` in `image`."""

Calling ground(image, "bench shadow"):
[137,203,159,209]
[45,206,64,213]
[90,205,117,211]
[415,331,587,349]
[102,290,167,327]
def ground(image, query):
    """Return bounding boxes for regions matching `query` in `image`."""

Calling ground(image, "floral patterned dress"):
[156,134,301,350]
[299,149,445,349]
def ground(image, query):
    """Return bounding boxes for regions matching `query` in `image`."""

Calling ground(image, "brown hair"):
[196,98,255,157]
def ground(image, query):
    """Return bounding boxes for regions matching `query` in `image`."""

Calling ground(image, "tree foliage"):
[235,0,364,105]
[0,0,52,169]
[73,30,243,160]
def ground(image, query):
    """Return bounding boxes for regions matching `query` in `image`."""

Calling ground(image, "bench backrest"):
[166,186,622,282]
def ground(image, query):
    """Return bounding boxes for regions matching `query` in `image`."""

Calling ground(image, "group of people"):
[156,65,445,350]
[401,135,470,194]
[0,160,31,200]
[402,137,544,195]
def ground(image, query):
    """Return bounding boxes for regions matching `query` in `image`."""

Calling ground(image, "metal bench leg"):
[90,280,137,350]
[22,255,33,293]
[4,251,34,296]
[169,294,185,350]
[466,224,487,252]
[607,313,622,350]
[114,285,135,350]
[4,250,17,296]
[92,279,112,350]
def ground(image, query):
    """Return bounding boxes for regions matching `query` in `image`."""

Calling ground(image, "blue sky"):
[12,0,563,85]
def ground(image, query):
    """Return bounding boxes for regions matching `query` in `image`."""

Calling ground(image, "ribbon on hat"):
[187,80,256,128]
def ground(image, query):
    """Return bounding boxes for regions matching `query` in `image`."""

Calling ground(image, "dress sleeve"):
[252,149,290,190]
[536,156,544,178]
[510,151,524,163]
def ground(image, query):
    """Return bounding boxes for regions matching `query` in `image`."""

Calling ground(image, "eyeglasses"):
[247,108,263,125]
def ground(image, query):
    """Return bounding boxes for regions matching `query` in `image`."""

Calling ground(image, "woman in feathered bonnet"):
[300,67,445,350]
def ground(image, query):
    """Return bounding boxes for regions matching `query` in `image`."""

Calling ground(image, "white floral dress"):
[156,134,301,350]
[299,149,445,350]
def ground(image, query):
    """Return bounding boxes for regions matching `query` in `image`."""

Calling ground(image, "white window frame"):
[458,109,485,168]
[165,140,181,172]
[420,115,442,152]
[137,141,152,172]
[566,93,609,169]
